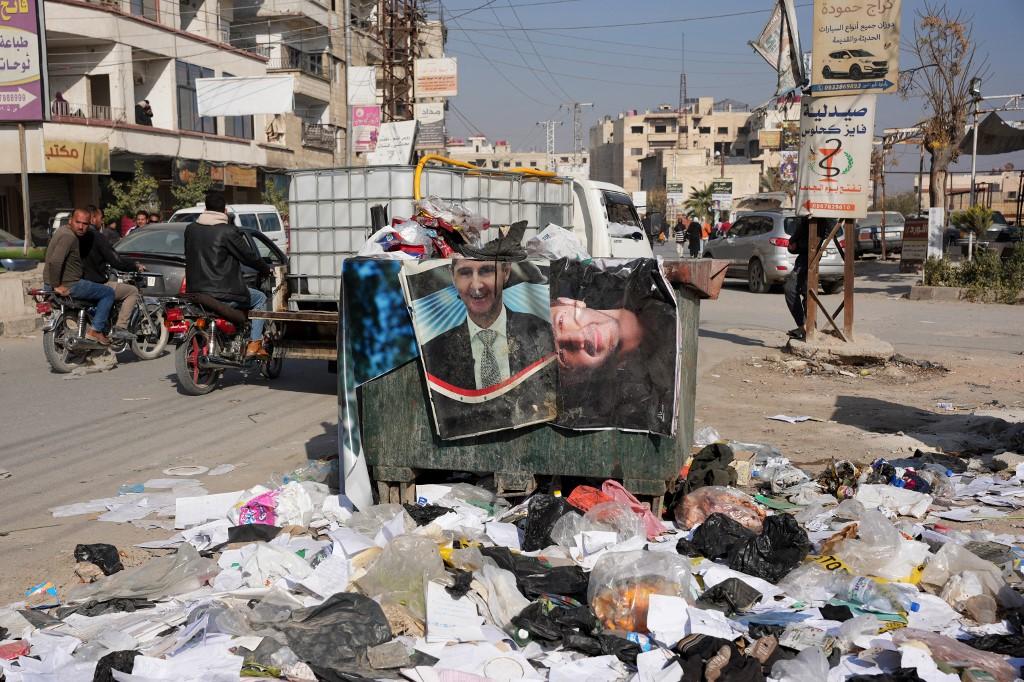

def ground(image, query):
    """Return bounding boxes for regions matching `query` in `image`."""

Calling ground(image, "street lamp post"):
[969,77,982,206]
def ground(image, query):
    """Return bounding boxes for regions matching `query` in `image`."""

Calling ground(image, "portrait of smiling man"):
[402,257,557,439]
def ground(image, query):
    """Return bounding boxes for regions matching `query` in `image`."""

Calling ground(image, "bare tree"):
[901,3,987,210]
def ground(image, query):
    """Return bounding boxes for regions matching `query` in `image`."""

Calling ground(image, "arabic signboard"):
[0,0,46,122]
[758,129,782,150]
[174,159,225,190]
[44,139,109,174]
[224,164,257,188]
[710,179,733,210]
[414,101,444,150]
[351,104,381,153]
[366,120,417,166]
[666,182,684,205]
[414,58,458,97]
[811,0,900,96]
[782,121,800,150]
[796,93,876,219]
[900,217,928,264]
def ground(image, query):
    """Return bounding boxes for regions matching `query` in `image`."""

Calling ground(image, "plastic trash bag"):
[402,503,453,527]
[241,544,313,589]
[728,513,811,583]
[474,561,531,631]
[690,513,755,561]
[676,486,765,532]
[66,544,217,604]
[442,483,497,512]
[347,504,415,539]
[74,543,123,576]
[520,494,574,552]
[892,628,1017,682]
[551,501,645,550]
[854,484,933,519]
[525,224,590,260]
[600,480,664,540]
[833,510,931,580]
[482,546,590,602]
[588,550,696,632]
[920,542,1021,607]
[274,481,318,528]
[356,535,444,620]
[696,577,762,616]
[769,646,829,682]
[692,425,721,447]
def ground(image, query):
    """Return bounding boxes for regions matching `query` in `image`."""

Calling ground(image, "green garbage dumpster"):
[356,259,726,510]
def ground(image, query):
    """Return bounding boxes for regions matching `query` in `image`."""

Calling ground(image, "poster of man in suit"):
[401,258,557,439]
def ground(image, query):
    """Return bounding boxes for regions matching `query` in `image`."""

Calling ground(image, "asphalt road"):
[0,255,1022,597]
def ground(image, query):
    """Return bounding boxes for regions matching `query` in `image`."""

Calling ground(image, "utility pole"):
[537,119,561,171]
[379,0,420,122]
[562,101,592,166]
[677,33,686,112]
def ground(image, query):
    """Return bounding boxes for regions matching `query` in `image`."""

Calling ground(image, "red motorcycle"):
[164,293,282,395]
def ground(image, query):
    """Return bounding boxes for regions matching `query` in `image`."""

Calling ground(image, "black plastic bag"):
[228,524,282,544]
[696,577,762,616]
[521,494,575,552]
[271,593,392,674]
[846,670,926,682]
[598,634,643,666]
[403,503,454,527]
[93,650,139,682]
[728,514,811,583]
[690,513,756,560]
[74,543,123,575]
[511,602,564,642]
[666,444,738,514]
[481,547,589,601]
[962,634,1024,657]
[445,569,473,599]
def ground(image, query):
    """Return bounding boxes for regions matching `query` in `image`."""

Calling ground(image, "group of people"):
[43,191,271,358]
[672,215,714,259]
[99,210,161,246]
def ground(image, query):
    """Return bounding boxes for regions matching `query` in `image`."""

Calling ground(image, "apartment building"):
[916,170,1024,224]
[0,0,350,238]
[589,98,753,194]
[446,135,588,176]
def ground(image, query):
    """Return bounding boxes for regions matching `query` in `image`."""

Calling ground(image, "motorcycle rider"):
[43,208,116,345]
[184,190,272,359]
[80,220,145,340]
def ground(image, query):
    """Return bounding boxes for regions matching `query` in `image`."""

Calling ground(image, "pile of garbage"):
[4,437,1024,681]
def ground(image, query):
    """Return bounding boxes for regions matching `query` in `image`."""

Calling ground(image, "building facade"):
[588,98,753,194]
[916,170,1023,223]
[446,135,588,175]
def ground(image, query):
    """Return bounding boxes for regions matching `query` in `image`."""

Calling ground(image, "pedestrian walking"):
[686,216,702,258]
[785,217,810,340]
[673,216,688,258]
[700,217,712,256]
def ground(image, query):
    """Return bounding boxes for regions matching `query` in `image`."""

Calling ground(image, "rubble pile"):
[4,438,1024,682]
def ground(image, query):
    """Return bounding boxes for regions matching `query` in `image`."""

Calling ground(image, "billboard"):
[0,0,46,122]
[758,129,782,150]
[811,0,901,96]
[347,66,376,105]
[710,179,733,210]
[366,120,417,166]
[351,104,381,153]
[414,102,444,150]
[414,58,458,97]
[44,140,109,174]
[796,94,876,219]
[196,76,294,116]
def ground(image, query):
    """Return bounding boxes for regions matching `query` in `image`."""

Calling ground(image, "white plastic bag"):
[833,510,930,580]
[769,646,829,682]
[525,224,590,260]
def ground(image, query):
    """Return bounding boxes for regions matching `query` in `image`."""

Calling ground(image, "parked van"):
[168,204,287,252]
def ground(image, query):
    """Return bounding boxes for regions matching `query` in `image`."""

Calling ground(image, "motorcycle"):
[164,293,283,396]
[30,271,170,373]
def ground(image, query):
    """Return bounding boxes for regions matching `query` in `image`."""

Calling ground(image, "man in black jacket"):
[80,220,144,339]
[184,191,272,359]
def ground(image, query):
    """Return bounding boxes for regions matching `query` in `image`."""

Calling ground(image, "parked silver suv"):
[705,211,846,294]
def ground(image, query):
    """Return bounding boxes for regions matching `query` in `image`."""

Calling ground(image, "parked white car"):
[169,203,288,252]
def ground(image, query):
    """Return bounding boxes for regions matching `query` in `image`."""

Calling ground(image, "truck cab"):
[571,178,652,259]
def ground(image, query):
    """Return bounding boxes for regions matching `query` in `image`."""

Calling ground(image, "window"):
[503,161,511,167]
[258,213,282,234]
[680,126,688,133]
[699,126,711,134]
[629,169,639,177]
[236,213,260,230]
[717,126,729,134]
[631,125,644,134]
[221,72,254,139]
[529,161,537,167]
[739,126,750,134]
[654,125,666,133]
[630,147,643,156]
[176,61,215,134]
[1008,191,1018,200]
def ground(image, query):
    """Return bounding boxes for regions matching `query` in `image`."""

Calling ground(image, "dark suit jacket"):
[421,308,553,390]
[420,308,556,439]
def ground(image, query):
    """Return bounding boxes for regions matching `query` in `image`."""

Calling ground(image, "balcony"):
[301,122,336,150]
[50,100,127,123]
[234,0,331,27]
[267,46,330,81]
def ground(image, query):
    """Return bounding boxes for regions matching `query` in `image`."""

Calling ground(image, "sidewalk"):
[0,264,43,336]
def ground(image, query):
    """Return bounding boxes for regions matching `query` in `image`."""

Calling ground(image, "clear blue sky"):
[441,0,1024,189]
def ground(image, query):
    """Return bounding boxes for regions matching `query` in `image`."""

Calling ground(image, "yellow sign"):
[43,139,110,174]
[758,130,782,150]
[224,164,257,188]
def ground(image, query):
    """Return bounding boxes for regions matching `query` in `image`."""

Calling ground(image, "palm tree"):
[683,183,713,221]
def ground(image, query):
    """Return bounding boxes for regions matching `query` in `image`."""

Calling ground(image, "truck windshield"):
[603,191,640,227]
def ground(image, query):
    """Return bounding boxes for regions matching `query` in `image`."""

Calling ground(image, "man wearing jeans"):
[43,208,116,345]
[184,191,271,359]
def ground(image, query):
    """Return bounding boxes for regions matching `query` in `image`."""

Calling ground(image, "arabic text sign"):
[710,179,733,210]
[414,58,458,97]
[366,120,417,166]
[414,102,444,149]
[900,217,928,262]
[351,104,381,153]
[796,94,875,219]
[811,0,900,96]
[0,0,44,122]
[44,139,110,174]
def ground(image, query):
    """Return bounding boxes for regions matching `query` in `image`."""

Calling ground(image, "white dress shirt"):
[466,306,511,388]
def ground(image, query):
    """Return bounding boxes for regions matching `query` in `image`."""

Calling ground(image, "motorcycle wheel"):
[131,307,169,360]
[174,330,219,395]
[42,320,79,374]
[261,354,283,380]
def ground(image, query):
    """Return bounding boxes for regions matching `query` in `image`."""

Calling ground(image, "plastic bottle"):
[829,573,920,613]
